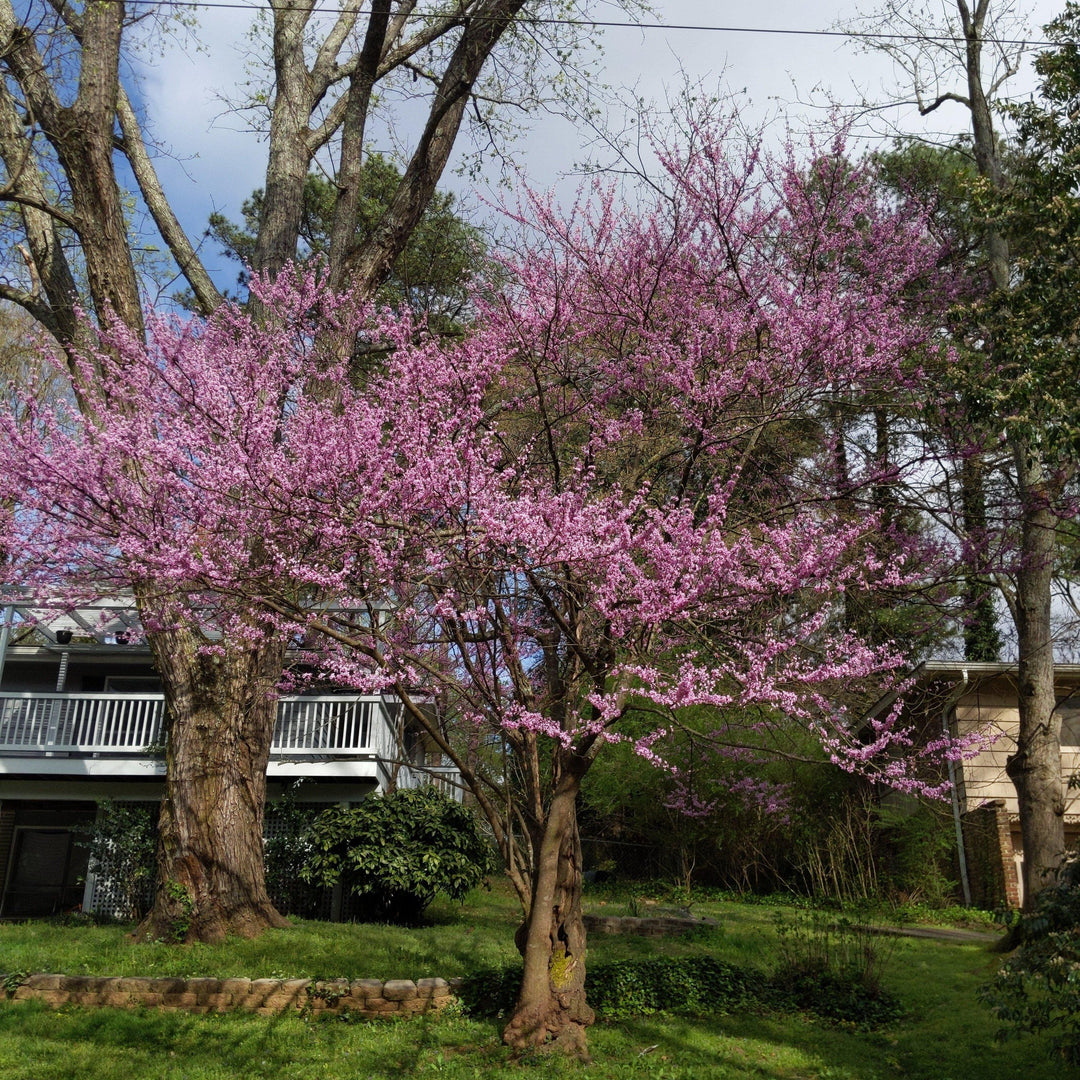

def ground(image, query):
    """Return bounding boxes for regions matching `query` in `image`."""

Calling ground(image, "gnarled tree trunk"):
[503,773,593,1056]
[136,630,289,942]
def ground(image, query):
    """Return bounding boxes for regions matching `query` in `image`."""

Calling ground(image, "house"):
[0,599,459,919]
[887,661,1080,909]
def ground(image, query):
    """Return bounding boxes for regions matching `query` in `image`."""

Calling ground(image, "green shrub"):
[460,953,900,1027]
[75,801,157,921]
[774,967,904,1026]
[459,957,764,1021]
[874,802,957,906]
[589,957,766,1019]
[300,787,494,924]
[457,965,522,1018]
[769,909,905,1026]
[264,787,328,918]
[980,856,1080,1065]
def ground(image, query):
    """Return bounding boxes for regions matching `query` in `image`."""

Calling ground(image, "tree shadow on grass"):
[590,1013,878,1080]
[592,1009,1061,1080]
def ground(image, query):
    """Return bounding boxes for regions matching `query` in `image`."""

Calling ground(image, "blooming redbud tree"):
[0,113,959,1048]
[225,125,959,1048]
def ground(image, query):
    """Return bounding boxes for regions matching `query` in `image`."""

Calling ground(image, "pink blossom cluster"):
[0,120,970,797]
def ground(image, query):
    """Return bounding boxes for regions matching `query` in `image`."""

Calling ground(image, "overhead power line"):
[76,0,1058,50]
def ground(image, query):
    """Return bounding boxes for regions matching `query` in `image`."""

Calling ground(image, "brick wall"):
[960,800,1021,910]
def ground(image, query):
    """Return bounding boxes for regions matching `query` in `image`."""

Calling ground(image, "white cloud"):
[131,0,1060,280]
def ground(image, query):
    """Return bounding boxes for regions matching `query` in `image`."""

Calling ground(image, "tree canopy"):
[0,108,971,1051]
[205,159,485,332]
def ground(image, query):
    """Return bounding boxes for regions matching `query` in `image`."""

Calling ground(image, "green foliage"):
[205,158,487,332]
[770,910,904,1026]
[74,801,157,922]
[161,880,196,944]
[582,714,964,910]
[874,140,983,275]
[459,957,766,1021]
[959,4,1080,462]
[874,802,958,907]
[461,951,900,1028]
[300,787,494,924]
[979,856,1080,1065]
[588,957,766,1020]
[775,968,905,1027]
[456,965,522,1018]
[579,710,845,895]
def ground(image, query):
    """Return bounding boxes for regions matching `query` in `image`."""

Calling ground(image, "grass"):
[0,882,1061,1080]
[0,886,523,981]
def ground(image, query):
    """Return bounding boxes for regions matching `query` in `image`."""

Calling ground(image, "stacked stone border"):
[583,913,717,937]
[3,973,460,1017]
[2,916,712,1017]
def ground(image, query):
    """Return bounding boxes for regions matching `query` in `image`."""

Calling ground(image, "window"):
[103,676,162,693]
[1060,705,1080,747]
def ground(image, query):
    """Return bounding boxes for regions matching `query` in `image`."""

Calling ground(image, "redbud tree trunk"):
[502,772,593,1056]
[135,630,289,943]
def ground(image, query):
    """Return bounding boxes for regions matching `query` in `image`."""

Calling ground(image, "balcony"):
[0,692,407,792]
[0,689,396,753]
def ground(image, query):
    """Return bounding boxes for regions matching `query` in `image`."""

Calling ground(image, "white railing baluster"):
[1,692,410,764]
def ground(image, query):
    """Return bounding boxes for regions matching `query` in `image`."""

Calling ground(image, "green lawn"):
[0,884,1062,1080]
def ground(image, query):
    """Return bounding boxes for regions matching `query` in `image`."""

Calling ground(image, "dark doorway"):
[1,804,94,918]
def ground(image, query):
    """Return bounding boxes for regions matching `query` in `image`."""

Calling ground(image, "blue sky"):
[128,0,1060,292]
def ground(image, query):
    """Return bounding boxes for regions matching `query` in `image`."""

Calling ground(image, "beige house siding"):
[897,664,1080,910]
[954,690,1080,823]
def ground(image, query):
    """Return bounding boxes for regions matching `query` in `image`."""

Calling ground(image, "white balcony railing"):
[0,692,391,757]
[396,763,463,802]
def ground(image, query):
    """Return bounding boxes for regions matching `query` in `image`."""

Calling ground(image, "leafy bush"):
[457,965,523,1018]
[264,787,328,918]
[459,957,765,1020]
[75,801,157,921]
[461,953,900,1027]
[300,787,494,923]
[770,909,904,1026]
[589,957,766,1019]
[774,967,904,1026]
[980,856,1080,1065]
[874,802,957,906]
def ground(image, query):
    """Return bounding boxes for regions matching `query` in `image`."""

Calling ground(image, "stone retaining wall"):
[5,973,459,1017]
[4,917,711,1017]
[583,913,717,937]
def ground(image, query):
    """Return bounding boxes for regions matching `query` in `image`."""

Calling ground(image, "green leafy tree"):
[984,4,1080,465]
[871,140,1005,663]
[953,5,1080,902]
[851,0,1077,905]
[300,787,494,924]
[206,160,486,333]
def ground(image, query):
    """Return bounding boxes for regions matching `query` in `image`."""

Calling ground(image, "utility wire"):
[69,0,1058,50]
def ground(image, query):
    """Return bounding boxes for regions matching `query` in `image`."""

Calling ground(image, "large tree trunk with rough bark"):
[136,630,289,943]
[503,774,593,1057]
[1005,440,1065,907]
[953,0,1065,906]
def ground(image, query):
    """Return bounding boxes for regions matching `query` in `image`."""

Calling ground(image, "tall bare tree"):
[847,0,1070,905]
